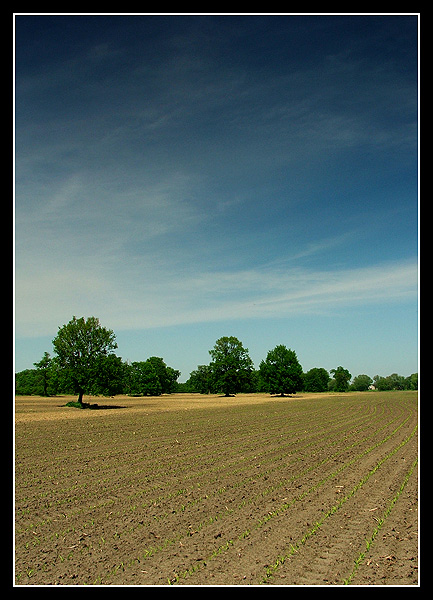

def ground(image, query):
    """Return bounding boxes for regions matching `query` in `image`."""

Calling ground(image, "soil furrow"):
[15,392,418,586]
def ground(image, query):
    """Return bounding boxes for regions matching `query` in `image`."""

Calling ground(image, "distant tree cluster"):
[15,317,180,405]
[182,337,417,395]
[185,338,303,397]
[302,367,331,392]
[371,372,418,391]
[126,357,180,396]
[15,317,418,403]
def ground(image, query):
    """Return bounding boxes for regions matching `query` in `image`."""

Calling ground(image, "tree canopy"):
[33,352,53,397]
[127,361,162,396]
[52,316,118,405]
[259,345,303,396]
[329,366,352,392]
[15,316,417,401]
[350,374,373,391]
[209,336,254,396]
[188,365,214,395]
[303,367,330,392]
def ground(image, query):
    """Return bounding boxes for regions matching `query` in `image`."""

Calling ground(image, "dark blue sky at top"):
[14,14,418,378]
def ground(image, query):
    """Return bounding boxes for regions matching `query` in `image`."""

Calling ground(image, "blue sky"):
[14,14,419,381]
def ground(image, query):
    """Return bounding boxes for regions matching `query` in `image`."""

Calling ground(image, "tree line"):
[15,316,418,403]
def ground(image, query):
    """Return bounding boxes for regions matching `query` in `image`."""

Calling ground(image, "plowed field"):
[15,391,418,586]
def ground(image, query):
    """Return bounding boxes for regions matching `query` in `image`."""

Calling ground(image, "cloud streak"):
[15,252,417,338]
[14,16,418,380]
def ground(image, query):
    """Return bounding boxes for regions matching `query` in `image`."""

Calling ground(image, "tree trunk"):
[77,390,84,406]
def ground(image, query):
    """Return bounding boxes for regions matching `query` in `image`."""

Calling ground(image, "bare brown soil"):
[15,391,418,586]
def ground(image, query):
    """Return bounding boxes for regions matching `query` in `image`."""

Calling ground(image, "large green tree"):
[127,361,162,396]
[350,374,373,391]
[259,345,303,396]
[33,352,53,396]
[209,336,254,396]
[146,357,180,394]
[303,367,330,392]
[52,316,118,406]
[91,354,126,396]
[15,369,41,395]
[188,365,214,394]
[330,366,352,392]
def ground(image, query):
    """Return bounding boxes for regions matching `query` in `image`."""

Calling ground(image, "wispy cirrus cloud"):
[15,251,418,338]
[14,16,418,381]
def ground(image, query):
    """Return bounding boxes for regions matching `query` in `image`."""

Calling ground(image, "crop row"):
[77,405,397,532]
[259,425,417,584]
[167,420,417,585]
[342,456,418,585]
[20,394,404,507]
[15,393,417,585]
[90,398,415,584]
[16,397,373,490]
[16,397,387,529]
